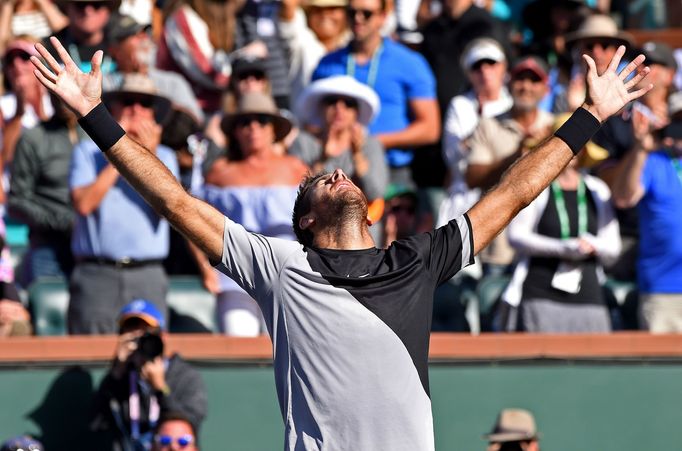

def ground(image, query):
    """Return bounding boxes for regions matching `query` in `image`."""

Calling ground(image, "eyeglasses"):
[322,95,359,109]
[155,434,194,448]
[120,97,155,109]
[234,114,273,128]
[470,59,499,72]
[346,7,379,21]
[72,1,110,10]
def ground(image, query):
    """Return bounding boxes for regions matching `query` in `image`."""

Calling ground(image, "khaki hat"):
[565,14,634,50]
[484,408,539,443]
[102,73,172,124]
[554,112,608,167]
[304,0,348,8]
[221,92,292,141]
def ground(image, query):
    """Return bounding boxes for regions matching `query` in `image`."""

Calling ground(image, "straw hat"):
[221,92,292,141]
[102,74,172,124]
[296,75,380,127]
[565,14,634,50]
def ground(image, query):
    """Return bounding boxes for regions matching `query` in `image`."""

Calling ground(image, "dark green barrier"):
[0,362,680,450]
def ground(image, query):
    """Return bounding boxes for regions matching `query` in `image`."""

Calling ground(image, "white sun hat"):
[296,75,381,127]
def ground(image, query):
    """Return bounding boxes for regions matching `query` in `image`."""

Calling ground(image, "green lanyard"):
[551,178,587,240]
[667,149,682,185]
[346,43,383,88]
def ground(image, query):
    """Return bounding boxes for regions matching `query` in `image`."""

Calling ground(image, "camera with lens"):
[135,331,164,362]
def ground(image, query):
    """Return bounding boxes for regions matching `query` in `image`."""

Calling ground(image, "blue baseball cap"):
[118,299,165,330]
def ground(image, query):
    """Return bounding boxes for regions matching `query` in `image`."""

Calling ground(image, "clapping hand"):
[30,36,103,117]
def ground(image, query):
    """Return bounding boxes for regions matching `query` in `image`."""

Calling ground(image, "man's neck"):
[313,223,376,250]
[71,27,104,46]
[352,34,382,61]
[512,107,538,130]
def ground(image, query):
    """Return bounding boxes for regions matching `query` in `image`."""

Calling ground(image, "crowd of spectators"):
[0,0,680,340]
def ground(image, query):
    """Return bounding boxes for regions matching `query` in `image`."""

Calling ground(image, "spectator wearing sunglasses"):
[41,0,118,73]
[1,36,54,172]
[312,0,440,188]
[292,75,388,238]
[67,74,178,334]
[152,412,198,451]
[191,92,308,335]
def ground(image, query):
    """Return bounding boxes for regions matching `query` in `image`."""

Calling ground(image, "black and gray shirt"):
[217,214,474,450]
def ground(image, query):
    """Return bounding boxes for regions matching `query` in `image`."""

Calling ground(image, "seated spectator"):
[194,93,308,335]
[466,55,554,275]
[1,37,54,170]
[292,75,388,230]
[0,281,31,336]
[153,412,198,451]
[0,435,44,451]
[92,300,207,451]
[483,408,540,451]
[502,114,621,333]
[104,14,204,126]
[8,94,81,287]
[381,182,418,247]
[68,74,178,334]
[279,0,351,103]
[41,0,117,73]
[0,0,69,53]
[437,37,511,227]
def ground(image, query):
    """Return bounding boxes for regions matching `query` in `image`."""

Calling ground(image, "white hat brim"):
[296,76,380,127]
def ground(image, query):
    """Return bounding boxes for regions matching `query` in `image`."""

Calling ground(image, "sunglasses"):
[346,7,378,21]
[234,114,273,128]
[5,52,31,64]
[470,59,499,72]
[120,97,155,109]
[72,1,110,10]
[581,40,616,52]
[322,95,359,109]
[390,204,415,215]
[237,70,266,81]
[155,434,194,448]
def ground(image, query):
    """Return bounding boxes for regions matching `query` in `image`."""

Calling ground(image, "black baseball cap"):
[107,14,151,44]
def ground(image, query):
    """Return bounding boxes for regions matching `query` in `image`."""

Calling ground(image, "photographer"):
[483,408,540,451]
[92,300,207,451]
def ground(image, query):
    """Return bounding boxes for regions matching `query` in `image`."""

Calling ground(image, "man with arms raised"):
[31,36,650,451]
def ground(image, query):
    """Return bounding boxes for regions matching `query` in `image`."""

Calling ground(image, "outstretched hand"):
[582,45,652,123]
[30,36,103,118]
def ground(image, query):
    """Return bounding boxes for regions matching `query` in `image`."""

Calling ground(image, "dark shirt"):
[8,118,82,243]
[523,187,603,305]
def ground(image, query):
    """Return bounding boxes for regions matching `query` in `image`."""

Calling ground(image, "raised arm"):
[31,37,225,262]
[467,46,652,256]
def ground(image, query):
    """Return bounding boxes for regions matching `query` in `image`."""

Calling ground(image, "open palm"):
[583,46,652,123]
[31,36,103,117]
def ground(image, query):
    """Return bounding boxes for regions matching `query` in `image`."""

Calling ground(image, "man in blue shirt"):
[68,74,179,334]
[312,0,440,184]
[611,103,682,332]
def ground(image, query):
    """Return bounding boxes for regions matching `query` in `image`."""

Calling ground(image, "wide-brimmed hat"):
[554,113,608,167]
[296,75,380,127]
[565,14,634,50]
[483,409,539,443]
[221,92,292,141]
[102,73,171,124]
[461,37,506,72]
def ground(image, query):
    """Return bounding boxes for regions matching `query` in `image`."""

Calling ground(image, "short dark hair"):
[292,172,327,247]
[156,411,197,437]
